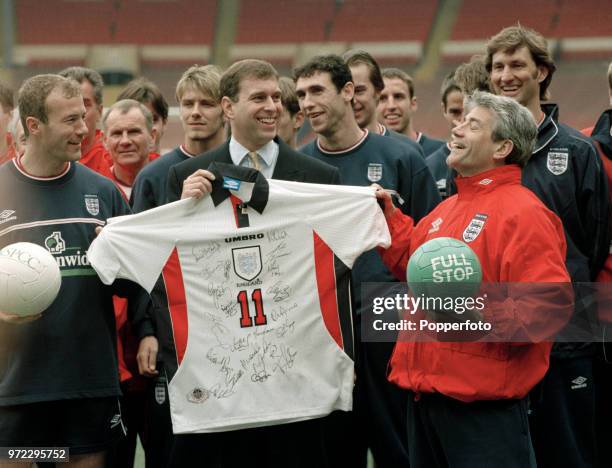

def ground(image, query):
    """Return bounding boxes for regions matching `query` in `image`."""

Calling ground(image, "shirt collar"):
[207,161,269,214]
[455,165,522,199]
[229,136,278,167]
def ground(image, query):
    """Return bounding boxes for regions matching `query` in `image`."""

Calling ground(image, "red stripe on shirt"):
[313,232,343,349]
[162,247,189,365]
[230,194,242,228]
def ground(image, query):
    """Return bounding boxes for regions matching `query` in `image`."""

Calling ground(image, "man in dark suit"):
[164,59,340,468]
[167,59,339,202]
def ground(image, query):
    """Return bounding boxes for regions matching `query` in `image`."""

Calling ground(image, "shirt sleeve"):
[87,199,193,292]
[275,181,391,268]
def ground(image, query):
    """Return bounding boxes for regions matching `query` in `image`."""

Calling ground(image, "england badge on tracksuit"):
[546,149,568,175]
[463,213,488,243]
[84,194,100,215]
[367,163,383,182]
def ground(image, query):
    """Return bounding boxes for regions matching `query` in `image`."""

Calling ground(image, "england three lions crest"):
[547,150,568,175]
[232,246,262,281]
[367,163,383,182]
[84,194,100,215]
[463,213,488,243]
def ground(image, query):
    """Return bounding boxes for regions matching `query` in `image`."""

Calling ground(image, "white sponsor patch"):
[571,376,588,390]
[428,217,443,234]
[0,210,16,225]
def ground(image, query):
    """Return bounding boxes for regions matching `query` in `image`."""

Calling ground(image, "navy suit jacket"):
[167,138,340,202]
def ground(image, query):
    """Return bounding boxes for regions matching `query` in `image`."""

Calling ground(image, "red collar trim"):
[13,156,71,180]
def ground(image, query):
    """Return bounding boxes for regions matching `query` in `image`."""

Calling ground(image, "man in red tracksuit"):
[58,66,112,178]
[376,91,572,467]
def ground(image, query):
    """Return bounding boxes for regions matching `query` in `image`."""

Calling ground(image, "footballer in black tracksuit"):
[589,108,612,468]
[449,103,610,468]
[416,131,445,157]
[131,146,194,212]
[0,159,153,453]
[425,143,451,198]
[302,130,440,468]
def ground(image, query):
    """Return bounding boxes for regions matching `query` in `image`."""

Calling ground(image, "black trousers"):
[354,339,410,467]
[407,392,535,468]
[529,355,597,468]
[168,417,331,468]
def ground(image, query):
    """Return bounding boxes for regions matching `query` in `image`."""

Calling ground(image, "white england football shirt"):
[88,163,390,433]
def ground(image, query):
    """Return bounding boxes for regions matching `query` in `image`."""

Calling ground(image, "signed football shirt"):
[88,163,390,433]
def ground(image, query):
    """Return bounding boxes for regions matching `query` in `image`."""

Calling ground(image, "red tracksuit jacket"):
[381,165,572,402]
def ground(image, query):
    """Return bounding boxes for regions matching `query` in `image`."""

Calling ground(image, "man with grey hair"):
[58,66,112,177]
[374,91,571,467]
[103,99,156,200]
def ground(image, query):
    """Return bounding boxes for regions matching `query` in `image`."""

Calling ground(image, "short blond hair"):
[176,64,222,103]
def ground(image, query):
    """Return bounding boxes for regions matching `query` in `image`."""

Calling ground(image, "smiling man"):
[163,59,339,467]
[294,53,439,468]
[377,91,571,468]
[342,50,427,160]
[378,67,445,155]
[485,25,610,468]
[131,65,225,212]
[0,74,154,468]
[168,59,338,201]
[58,66,112,178]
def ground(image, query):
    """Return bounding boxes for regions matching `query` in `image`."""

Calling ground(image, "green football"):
[407,237,482,301]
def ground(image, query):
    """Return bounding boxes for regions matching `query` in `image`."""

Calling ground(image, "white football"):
[0,242,62,317]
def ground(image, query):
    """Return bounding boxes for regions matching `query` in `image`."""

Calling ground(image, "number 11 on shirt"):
[238,289,267,327]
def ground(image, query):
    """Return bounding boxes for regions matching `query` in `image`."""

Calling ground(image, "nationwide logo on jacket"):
[546,148,569,175]
[463,213,488,243]
[44,231,95,276]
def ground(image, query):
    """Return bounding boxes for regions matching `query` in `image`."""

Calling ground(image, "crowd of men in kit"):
[0,23,611,468]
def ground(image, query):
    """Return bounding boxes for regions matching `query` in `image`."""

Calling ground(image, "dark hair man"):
[294,53,439,468]
[428,58,492,198]
[378,67,445,155]
[163,59,340,467]
[277,76,304,148]
[342,50,428,159]
[377,90,571,468]
[0,74,154,468]
[485,25,610,468]
[424,73,465,197]
[131,65,226,212]
[584,60,612,468]
[58,66,112,178]
[117,77,169,160]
